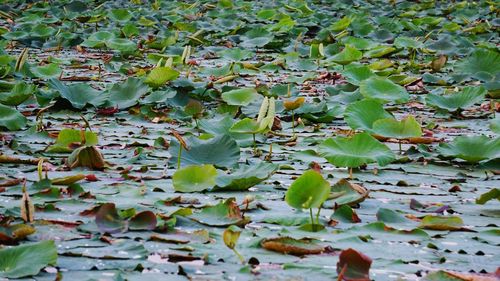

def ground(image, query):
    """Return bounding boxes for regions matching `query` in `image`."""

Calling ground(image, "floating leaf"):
[214,162,278,191]
[319,132,395,168]
[173,164,217,192]
[168,135,240,168]
[190,198,247,226]
[285,170,330,209]
[419,215,464,231]
[476,188,500,205]
[0,240,57,278]
[261,237,328,255]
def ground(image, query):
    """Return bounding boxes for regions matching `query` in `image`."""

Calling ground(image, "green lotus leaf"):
[425,86,486,112]
[328,179,369,206]
[0,81,35,106]
[108,9,132,22]
[144,67,179,89]
[47,129,98,153]
[107,38,137,53]
[221,87,259,106]
[343,64,375,85]
[215,162,278,191]
[31,63,62,79]
[344,99,393,131]
[0,104,27,131]
[491,116,500,134]
[190,198,246,226]
[261,236,327,255]
[437,135,500,163]
[81,31,115,48]
[364,45,396,58]
[219,48,254,61]
[285,170,331,209]
[319,132,395,168]
[330,44,363,65]
[0,240,57,278]
[169,135,240,168]
[455,49,500,81]
[372,115,422,139]
[108,77,149,109]
[230,117,273,134]
[48,79,102,109]
[360,76,409,103]
[173,164,217,192]
[419,215,464,231]
[476,188,500,205]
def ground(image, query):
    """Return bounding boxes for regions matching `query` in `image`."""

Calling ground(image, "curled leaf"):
[337,248,372,281]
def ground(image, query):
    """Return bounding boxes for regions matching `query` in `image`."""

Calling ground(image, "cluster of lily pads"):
[0,0,499,280]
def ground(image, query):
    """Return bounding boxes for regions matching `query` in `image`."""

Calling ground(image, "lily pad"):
[214,162,278,191]
[261,237,328,255]
[190,198,247,226]
[419,215,464,231]
[168,135,240,168]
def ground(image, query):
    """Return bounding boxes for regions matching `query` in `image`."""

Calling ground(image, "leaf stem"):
[177,146,182,169]
[232,248,245,264]
[309,208,316,232]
